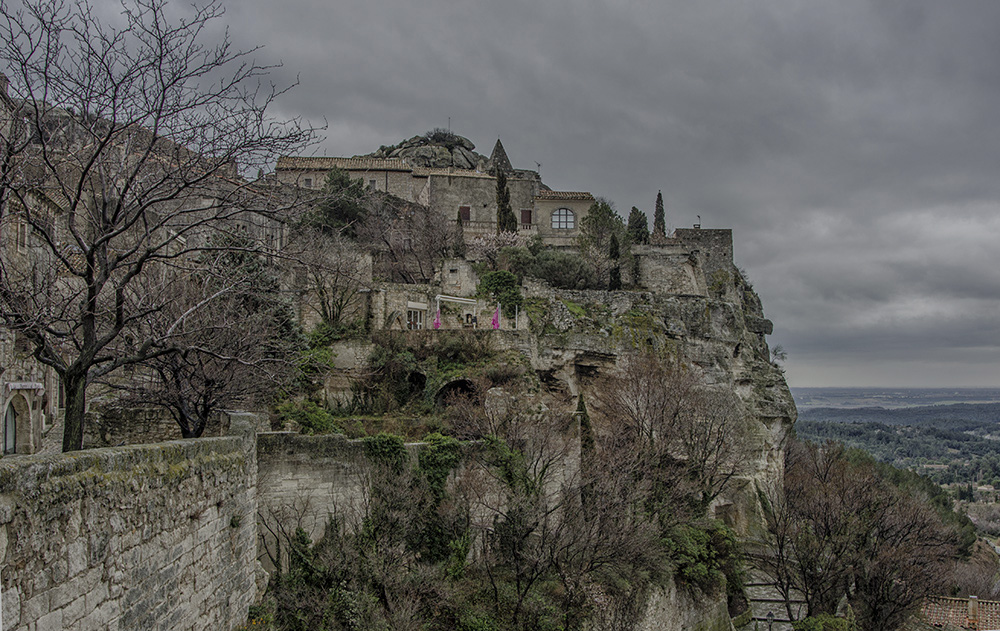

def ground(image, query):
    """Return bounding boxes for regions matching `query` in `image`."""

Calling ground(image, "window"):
[16,219,28,251]
[551,207,575,230]
[459,206,471,222]
[369,179,377,191]
[303,177,312,188]
[520,209,532,225]
[407,309,424,330]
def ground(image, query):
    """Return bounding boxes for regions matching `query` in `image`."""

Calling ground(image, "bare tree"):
[103,264,294,437]
[0,0,314,450]
[680,385,754,508]
[288,227,371,332]
[590,352,698,445]
[758,440,960,629]
[356,193,449,284]
[591,351,751,510]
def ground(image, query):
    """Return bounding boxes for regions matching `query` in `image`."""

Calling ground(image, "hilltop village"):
[0,86,981,631]
[0,126,794,462]
[0,110,803,629]
[0,4,986,628]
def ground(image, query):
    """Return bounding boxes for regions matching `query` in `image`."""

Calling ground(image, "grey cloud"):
[221,0,1000,386]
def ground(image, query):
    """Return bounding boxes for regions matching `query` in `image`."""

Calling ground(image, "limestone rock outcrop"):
[514,250,796,534]
[360,132,488,170]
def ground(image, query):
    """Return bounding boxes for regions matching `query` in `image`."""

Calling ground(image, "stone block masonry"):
[0,414,260,630]
[256,432,371,572]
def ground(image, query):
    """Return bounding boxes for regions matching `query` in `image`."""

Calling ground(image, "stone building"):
[275,137,595,246]
[0,78,61,455]
[0,75,293,455]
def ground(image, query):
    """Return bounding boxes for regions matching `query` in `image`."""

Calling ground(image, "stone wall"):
[0,414,260,631]
[81,407,234,449]
[255,433,422,572]
[634,244,708,296]
[256,432,368,541]
[426,171,539,227]
[674,228,734,279]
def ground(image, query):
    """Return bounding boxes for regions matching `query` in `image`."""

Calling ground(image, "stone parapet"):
[0,417,259,630]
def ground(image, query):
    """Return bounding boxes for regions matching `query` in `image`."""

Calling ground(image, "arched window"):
[551,207,575,230]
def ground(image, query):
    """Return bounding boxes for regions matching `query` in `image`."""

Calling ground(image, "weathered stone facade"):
[275,137,595,247]
[255,433,405,572]
[0,414,260,631]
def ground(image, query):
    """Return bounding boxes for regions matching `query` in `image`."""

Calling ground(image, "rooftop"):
[535,190,595,201]
[275,156,412,172]
[920,596,1000,630]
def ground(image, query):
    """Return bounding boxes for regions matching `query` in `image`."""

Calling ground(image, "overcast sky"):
[220,0,1000,388]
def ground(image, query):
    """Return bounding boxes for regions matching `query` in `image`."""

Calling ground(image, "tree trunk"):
[62,372,88,452]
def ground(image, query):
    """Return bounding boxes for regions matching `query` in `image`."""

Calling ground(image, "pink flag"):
[492,306,500,330]
[433,309,441,330]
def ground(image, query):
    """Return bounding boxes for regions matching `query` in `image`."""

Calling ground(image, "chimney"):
[969,595,979,628]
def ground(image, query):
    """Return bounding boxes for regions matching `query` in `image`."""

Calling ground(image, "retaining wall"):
[0,415,259,631]
[256,432,372,571]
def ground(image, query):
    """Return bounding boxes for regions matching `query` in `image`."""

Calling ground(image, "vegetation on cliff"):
[755,438,975,631]
[252,350,750,631]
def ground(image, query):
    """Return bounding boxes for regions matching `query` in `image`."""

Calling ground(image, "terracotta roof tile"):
[276,156,411,172]
[921,596,1000,630]
[534,190,594,201]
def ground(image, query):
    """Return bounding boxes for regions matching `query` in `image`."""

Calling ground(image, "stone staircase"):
[739,569,807,631]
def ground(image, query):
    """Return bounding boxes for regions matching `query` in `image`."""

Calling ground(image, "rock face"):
[360,132,489,170]
[511,240,796,534]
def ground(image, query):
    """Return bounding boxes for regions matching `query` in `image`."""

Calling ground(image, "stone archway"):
[435,378,476,406]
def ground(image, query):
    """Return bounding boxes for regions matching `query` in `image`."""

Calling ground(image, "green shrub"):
[664,522,742,593]
[504,246,601,290]
[362,432,408,472]
[418,433,464,499]
[275,399,338,434]
[478,270,522,317]
[792,613,856,631]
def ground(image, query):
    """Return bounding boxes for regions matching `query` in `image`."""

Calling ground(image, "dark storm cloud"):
[222,0,1000,386]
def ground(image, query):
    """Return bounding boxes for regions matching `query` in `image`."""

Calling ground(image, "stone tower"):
[487,138,514,176]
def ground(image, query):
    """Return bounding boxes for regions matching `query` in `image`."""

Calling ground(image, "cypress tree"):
[627,206,649,245]
[495,170,516,233]
[653,190,666,239]
[453,209,466,257]
[577,396,595,514]
[608,233,622,290]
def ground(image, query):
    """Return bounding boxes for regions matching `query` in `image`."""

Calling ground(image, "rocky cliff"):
[500,241,796,533]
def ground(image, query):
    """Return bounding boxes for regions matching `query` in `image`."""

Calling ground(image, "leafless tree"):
[758,440,960,630]
[680,385,754,508]
[356,193,449,284]
[101,265,294,437]
[0,0,315,450]
[591,351,753,509]
[549,436,664,629]
[287,227,371,331]
[591,352,697,445]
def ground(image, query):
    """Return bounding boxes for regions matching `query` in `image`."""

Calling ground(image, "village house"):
[275,138,595,247]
